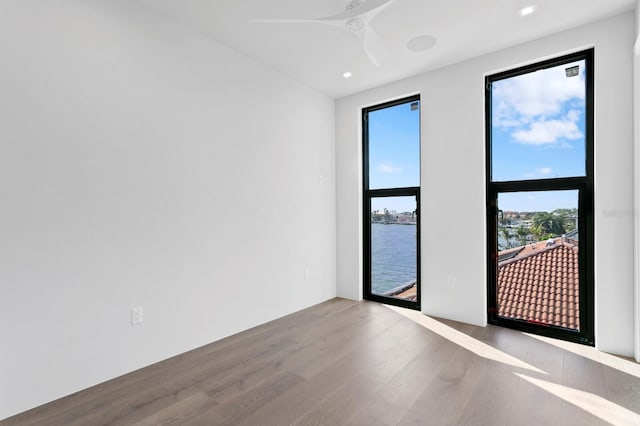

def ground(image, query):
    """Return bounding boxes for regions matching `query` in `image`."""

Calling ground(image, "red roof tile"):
[498,240,579,331]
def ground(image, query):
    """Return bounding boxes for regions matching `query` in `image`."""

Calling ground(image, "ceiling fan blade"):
[252,0,397,25]
[250,18,324,24]
[357,0,396,21]
[252,1,395,67]
[250,18,346,30]
[362,25,389,67]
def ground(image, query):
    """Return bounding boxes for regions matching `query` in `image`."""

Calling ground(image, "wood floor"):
[3,298,640,425]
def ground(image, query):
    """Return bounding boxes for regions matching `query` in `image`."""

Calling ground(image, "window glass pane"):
[491,60,586,182]
[497,190,580,331]
[368,100,420,189]
[370,196,417,301]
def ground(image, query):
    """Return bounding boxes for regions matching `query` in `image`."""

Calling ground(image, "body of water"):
[371,223,417,295]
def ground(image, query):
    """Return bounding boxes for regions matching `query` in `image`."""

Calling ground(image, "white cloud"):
[493,61,586,146]
[493,61,585,122]
[377,163,402,174]
[513,119,582,145]
[566,109,581,122]
[536,167,552,176]
[523,167,553,178]
[493,100,522,128]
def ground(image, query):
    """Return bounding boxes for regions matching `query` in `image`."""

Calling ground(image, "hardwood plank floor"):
[3,298,640,426]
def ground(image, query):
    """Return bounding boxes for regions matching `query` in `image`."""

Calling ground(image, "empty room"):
[2,0,640,424]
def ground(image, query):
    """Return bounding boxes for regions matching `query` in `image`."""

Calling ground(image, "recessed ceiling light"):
[342,71,353,79]
[520,5,536,16]
[407,35,437,52]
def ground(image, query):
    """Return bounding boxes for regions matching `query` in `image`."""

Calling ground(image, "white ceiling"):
[138,0,635,98]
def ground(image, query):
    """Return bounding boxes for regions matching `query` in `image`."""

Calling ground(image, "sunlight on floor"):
[526,333,640,379]
[385,305,546,374]
[516,373,640,425]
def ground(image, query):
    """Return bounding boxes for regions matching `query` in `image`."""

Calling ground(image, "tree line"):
[500,209,577,249]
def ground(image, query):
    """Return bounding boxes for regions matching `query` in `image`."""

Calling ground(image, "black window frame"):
[485,49,595,345]
[363,94,421,311]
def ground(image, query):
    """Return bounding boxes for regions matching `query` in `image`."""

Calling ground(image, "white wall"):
[634,0,640,362]
[336,13,635,355]
[0,0,336,420]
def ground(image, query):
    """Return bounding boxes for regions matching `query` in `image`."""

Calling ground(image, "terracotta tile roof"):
[498,239,579,330]
[383,281,417,301]
[394,286,417,301]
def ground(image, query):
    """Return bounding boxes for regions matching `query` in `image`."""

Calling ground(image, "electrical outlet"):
[131,307,144,325]
[304,268,312,281]
[447,276,456,288]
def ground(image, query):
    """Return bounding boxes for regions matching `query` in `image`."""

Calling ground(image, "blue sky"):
[368,60,586,214]
[499,190,578,215]
[492,59,586,211]
[368,101,420,213]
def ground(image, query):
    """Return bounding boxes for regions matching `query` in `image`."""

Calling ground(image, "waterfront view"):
[365,98,420,304]
[370,198,417,301]
[497,208,578,251]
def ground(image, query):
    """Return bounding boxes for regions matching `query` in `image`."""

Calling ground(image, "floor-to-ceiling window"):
[363,95,421,310]
[486,50,594,345]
